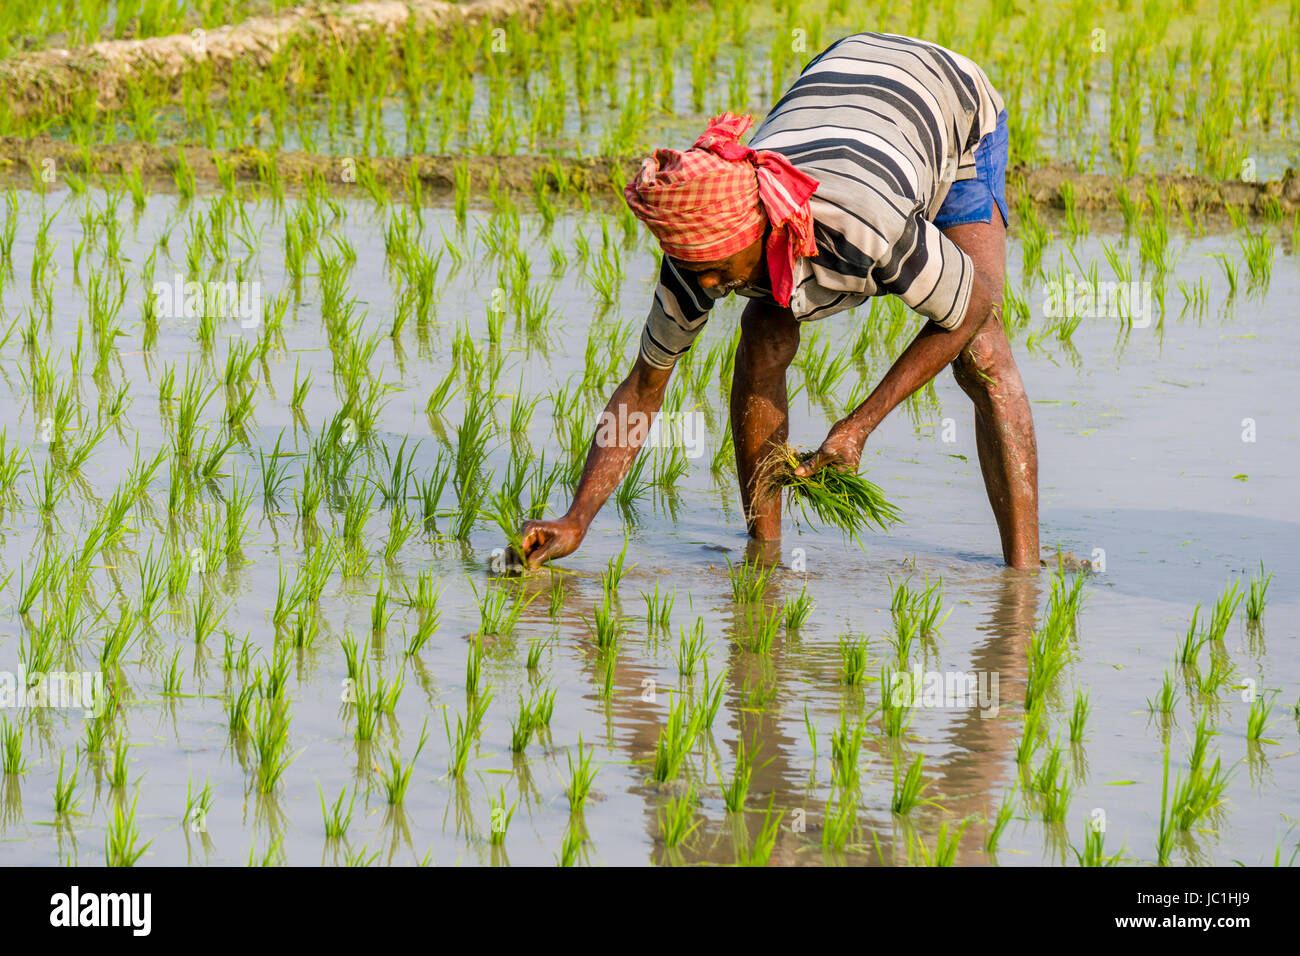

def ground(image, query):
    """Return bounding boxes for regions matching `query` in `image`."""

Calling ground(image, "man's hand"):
[517,516,586,570]
[793,418,868,478]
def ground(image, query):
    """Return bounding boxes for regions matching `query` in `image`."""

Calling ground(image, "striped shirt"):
[638,32,1005,369]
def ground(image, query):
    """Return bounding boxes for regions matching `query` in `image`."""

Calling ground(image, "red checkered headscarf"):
[623,113,820,308]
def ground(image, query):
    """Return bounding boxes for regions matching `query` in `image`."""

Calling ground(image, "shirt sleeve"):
[637,256,720,369]
[874,198,975,331]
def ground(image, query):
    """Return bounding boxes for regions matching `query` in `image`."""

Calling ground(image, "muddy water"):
[0,185,1296,865]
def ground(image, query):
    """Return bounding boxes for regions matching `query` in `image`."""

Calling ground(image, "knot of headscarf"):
[623,113,819,308]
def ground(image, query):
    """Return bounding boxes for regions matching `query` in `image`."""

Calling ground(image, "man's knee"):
[952,315,1006,396]
[738,301,799,377]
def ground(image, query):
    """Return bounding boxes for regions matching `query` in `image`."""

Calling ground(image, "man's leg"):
[942,214,1040,569]
[731,298,801,540]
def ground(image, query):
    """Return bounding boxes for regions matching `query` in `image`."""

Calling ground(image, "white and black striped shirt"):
[639,32,1005,369]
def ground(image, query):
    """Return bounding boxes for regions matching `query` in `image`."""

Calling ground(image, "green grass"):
[53,752,80,815]
[489,786,517,846]
[1247,692,1277,743]
[726,555,775,603]
[444,689,493,778]
[983,790,1017,856]
[379,721,429,805]
[104,793,151,867]
[838,634,870,686]
[566,735,598,809]
[651,695,704,783]
[674,618,709,677]
[782,586,812,629]
[830,711,867,788]
[1,716,25,774]
[658,785,702,848]
[320,785,356,839]
[890,753,933,815]
[717,738,755,813]
[1245,562,1272,622]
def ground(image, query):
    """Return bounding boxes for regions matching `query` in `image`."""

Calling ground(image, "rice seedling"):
[379,720,429,805]
[651,695,704,783]
[838,634,870,686]
[717,738,755,813]
[471,578,535,638]
[726,555,775,603]
[107,735,132,789]
[761,443,901,545]
[830,710,868,788]
[782,587,812,630]
[674,619,709,677]
[820,789,858,854]
[567,735,598,809]
[1074,816,1124,867]
[1195,647,1236,698]
[1206,580,1243,643]
[546,574,566,618]
[586,595,623,651]
[557,821,586,867]
[734,798,784,867]
[489,786,517,846]
[1148,669,1179,714]
[1239,227,1274,288]
[1176,606,1209,665]
[53,752,81,816]
[1024,614,1072,711]
[251,695,294,793]
[1245,562,1272,622]
[699,665,726,730]
[509,697,536,754]
[464,639,485,700]
[444,689,492,778]
[1170,753,1229,831]
[740,603,783,655]
[641,581,675,631]
[983,790,1017,856]
[320,785,355,840]
[1034,759,1076,827]
[658,785,702,848]
[104,793,151,867]
[601,539,630,600]
[890,753,933,815]
[1068,689,1090,743]
[524,630,553,671]
[3,716,26,775]
[1247,692,1277,744]
[161,649,184,696]
[880,667,914,738]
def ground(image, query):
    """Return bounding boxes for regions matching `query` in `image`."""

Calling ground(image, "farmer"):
[519,32,1039,570]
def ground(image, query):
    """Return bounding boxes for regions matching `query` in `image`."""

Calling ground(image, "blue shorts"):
[932,109,1008,230]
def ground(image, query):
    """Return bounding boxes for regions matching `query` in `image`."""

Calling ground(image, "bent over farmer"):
[519,32,1039,570]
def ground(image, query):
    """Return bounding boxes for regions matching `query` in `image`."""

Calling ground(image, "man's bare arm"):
[518,355,673,567]
[797,273,999,476]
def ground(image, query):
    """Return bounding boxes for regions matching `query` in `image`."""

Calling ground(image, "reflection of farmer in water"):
[519,33,1038,570]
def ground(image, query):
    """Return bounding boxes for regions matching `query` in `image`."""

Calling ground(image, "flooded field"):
[0,174,1296,866]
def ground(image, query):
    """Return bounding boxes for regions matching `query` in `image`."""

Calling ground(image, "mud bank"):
[1,135,1297,219]
[0,0,581,123]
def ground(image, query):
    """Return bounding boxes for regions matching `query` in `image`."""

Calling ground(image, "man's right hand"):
[517,516,586,569]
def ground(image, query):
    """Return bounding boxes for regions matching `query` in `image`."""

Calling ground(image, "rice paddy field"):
[0,0,1298,870]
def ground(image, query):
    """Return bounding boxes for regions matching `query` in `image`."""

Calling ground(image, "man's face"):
[671,235,765,295]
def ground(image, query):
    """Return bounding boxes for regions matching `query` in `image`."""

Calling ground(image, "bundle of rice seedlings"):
[760,444,901,545]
